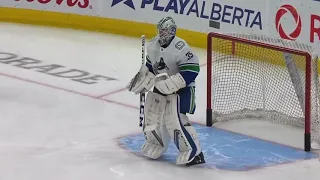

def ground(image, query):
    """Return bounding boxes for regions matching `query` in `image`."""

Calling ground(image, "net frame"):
[206,32,313,151]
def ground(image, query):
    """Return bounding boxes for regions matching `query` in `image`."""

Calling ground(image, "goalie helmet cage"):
[206,32,320,152]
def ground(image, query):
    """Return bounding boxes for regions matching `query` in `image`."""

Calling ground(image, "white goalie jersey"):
[127,16,205,166]
[146,36,200,87]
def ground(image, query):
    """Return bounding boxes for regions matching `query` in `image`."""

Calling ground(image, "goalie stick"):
[126,35,146,127]
[139,35,146,127]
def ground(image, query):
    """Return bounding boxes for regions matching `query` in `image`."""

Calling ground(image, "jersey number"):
[186,52,194,60]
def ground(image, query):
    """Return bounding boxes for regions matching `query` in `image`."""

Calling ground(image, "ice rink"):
[0,23,319,180]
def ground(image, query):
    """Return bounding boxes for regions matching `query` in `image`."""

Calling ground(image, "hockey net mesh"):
[209,33,320,143]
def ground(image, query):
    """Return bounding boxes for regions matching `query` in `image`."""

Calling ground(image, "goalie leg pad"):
[163,94,202,165]
[141,92,170,159]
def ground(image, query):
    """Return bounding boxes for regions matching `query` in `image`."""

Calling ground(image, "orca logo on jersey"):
[153,57,169,74]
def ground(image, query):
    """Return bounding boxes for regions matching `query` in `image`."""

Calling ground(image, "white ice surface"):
[0,23,319,180]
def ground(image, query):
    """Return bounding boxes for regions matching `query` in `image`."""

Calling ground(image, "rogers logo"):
[25,0,92,9]
[275,4,301,40]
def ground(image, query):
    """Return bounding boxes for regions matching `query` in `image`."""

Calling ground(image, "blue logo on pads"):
[111,0,135,10]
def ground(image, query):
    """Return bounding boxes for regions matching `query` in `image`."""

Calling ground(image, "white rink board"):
[2,0,320,54]
[102,0,267,34]
[2,0,267,34]
[0,0,99,16]
[268,0,320,53]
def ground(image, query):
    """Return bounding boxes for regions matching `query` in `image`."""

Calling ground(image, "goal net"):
[206,32,320,151]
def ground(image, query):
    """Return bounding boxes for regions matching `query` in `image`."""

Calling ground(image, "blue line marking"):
[118,123,318,171]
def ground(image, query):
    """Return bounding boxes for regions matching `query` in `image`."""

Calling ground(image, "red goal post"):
[206,32,320,152]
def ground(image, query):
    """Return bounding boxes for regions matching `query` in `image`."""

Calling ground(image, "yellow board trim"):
[0,7,318,71]
[0,7,207,49]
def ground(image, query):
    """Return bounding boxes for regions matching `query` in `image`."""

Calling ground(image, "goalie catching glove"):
[127,66,155,94]
[155,73,186,95]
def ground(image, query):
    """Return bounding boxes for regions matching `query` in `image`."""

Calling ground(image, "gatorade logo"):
[275,4,302,40]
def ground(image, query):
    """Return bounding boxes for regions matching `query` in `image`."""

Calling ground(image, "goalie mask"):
[156,17,177,47]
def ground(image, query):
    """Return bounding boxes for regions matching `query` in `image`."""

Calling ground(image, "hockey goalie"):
[127,17,205,166]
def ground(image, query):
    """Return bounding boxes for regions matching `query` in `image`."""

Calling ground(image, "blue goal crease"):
[117,123,319,171]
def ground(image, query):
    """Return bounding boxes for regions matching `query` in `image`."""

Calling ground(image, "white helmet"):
[156,17,177,47]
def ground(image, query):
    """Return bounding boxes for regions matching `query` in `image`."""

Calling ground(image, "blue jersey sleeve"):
[179,63,200,86]
[178,47,200,86]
